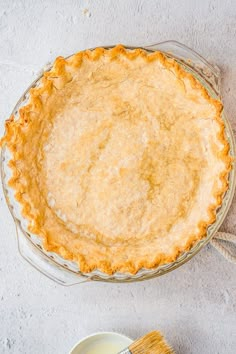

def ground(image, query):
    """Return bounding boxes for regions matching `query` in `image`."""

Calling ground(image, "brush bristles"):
[129,331,174,354]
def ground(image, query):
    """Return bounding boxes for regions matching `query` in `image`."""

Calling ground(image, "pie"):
[2,45,231,274]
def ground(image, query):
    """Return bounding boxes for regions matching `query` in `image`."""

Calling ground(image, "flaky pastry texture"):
[2,45,232,274]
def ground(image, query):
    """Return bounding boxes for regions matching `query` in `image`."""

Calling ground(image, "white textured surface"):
[0,1,236,353]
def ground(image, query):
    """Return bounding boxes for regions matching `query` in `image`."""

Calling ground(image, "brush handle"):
[118,348,131,354]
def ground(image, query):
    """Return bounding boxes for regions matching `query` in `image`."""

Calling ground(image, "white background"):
[0,1,236,353]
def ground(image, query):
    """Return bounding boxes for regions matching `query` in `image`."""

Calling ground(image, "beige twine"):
[210,232,236,264]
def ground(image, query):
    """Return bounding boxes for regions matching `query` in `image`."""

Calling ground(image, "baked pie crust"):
[2,45,231,274]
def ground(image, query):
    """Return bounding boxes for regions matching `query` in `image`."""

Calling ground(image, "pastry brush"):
[118,330,174,354]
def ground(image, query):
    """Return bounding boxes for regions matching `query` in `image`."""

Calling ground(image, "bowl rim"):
[69,331,133,354]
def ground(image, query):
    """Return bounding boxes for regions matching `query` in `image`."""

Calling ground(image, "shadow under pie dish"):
[1,44,233,276]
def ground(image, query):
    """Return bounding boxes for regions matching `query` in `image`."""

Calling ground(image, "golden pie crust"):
[2,45,231,274]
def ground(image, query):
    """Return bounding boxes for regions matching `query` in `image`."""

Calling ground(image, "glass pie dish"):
[1,40,235,285]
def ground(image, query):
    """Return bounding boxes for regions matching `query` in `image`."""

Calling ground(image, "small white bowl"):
[69,331,133,354]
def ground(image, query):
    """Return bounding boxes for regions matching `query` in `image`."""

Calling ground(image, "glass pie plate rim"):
[1,40,235,285]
